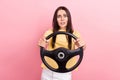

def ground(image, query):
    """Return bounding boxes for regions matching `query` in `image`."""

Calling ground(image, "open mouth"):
[60,22,66,25]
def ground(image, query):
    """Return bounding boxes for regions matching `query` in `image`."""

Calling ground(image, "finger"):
[43,38,49,43]
[76,38,80,42]
[73,39,77,43]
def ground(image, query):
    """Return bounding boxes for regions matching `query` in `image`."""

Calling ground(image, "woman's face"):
[57,9,68,30]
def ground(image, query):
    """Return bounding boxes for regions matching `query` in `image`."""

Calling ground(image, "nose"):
[61,16,64,21]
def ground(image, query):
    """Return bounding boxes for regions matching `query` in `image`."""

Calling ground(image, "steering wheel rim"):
[40,31,83,73]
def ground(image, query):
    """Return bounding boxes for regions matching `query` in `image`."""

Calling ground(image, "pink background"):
[0,0,120,80]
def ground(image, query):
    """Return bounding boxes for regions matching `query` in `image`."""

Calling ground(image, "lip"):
[60,22,66,25]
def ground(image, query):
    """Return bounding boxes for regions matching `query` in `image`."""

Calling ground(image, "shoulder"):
[73,30,80,34]
[43,29,53,37]
[45,29,53,34]
[73,30,80,38]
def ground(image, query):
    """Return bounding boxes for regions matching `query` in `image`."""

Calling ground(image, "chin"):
[60,25,67,28]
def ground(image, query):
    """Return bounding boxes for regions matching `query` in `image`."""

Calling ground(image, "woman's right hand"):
[38,38,49,48]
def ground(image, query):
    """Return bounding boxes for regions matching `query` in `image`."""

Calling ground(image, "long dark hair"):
[52,6,73,49]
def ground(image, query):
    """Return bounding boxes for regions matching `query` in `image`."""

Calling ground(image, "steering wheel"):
[40,31,83,73]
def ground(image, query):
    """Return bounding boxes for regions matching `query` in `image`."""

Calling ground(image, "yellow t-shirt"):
[41,29,85,70]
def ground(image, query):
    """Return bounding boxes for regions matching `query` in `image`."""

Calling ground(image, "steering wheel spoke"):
[68,47,83,58]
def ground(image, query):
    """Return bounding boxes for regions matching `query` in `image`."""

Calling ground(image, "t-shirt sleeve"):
[73,30,80,38]
[43,29,53,38]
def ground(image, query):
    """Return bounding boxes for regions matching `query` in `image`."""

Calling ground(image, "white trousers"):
[41,69,72,80]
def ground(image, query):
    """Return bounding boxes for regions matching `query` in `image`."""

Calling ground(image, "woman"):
[38,6,86,80]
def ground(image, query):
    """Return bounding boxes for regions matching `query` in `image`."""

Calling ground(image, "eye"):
[57,15,61,18]
[63,14,67,18]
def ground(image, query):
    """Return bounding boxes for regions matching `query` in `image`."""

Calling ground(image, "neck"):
[59,27,66,30]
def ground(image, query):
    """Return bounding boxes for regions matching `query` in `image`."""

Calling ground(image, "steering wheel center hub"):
[58,52,65,59]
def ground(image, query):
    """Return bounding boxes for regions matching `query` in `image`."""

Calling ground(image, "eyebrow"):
[57,13,67,16]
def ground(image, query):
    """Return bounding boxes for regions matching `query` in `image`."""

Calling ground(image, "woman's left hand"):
[74,38,86,50]
[74,38,81,47]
